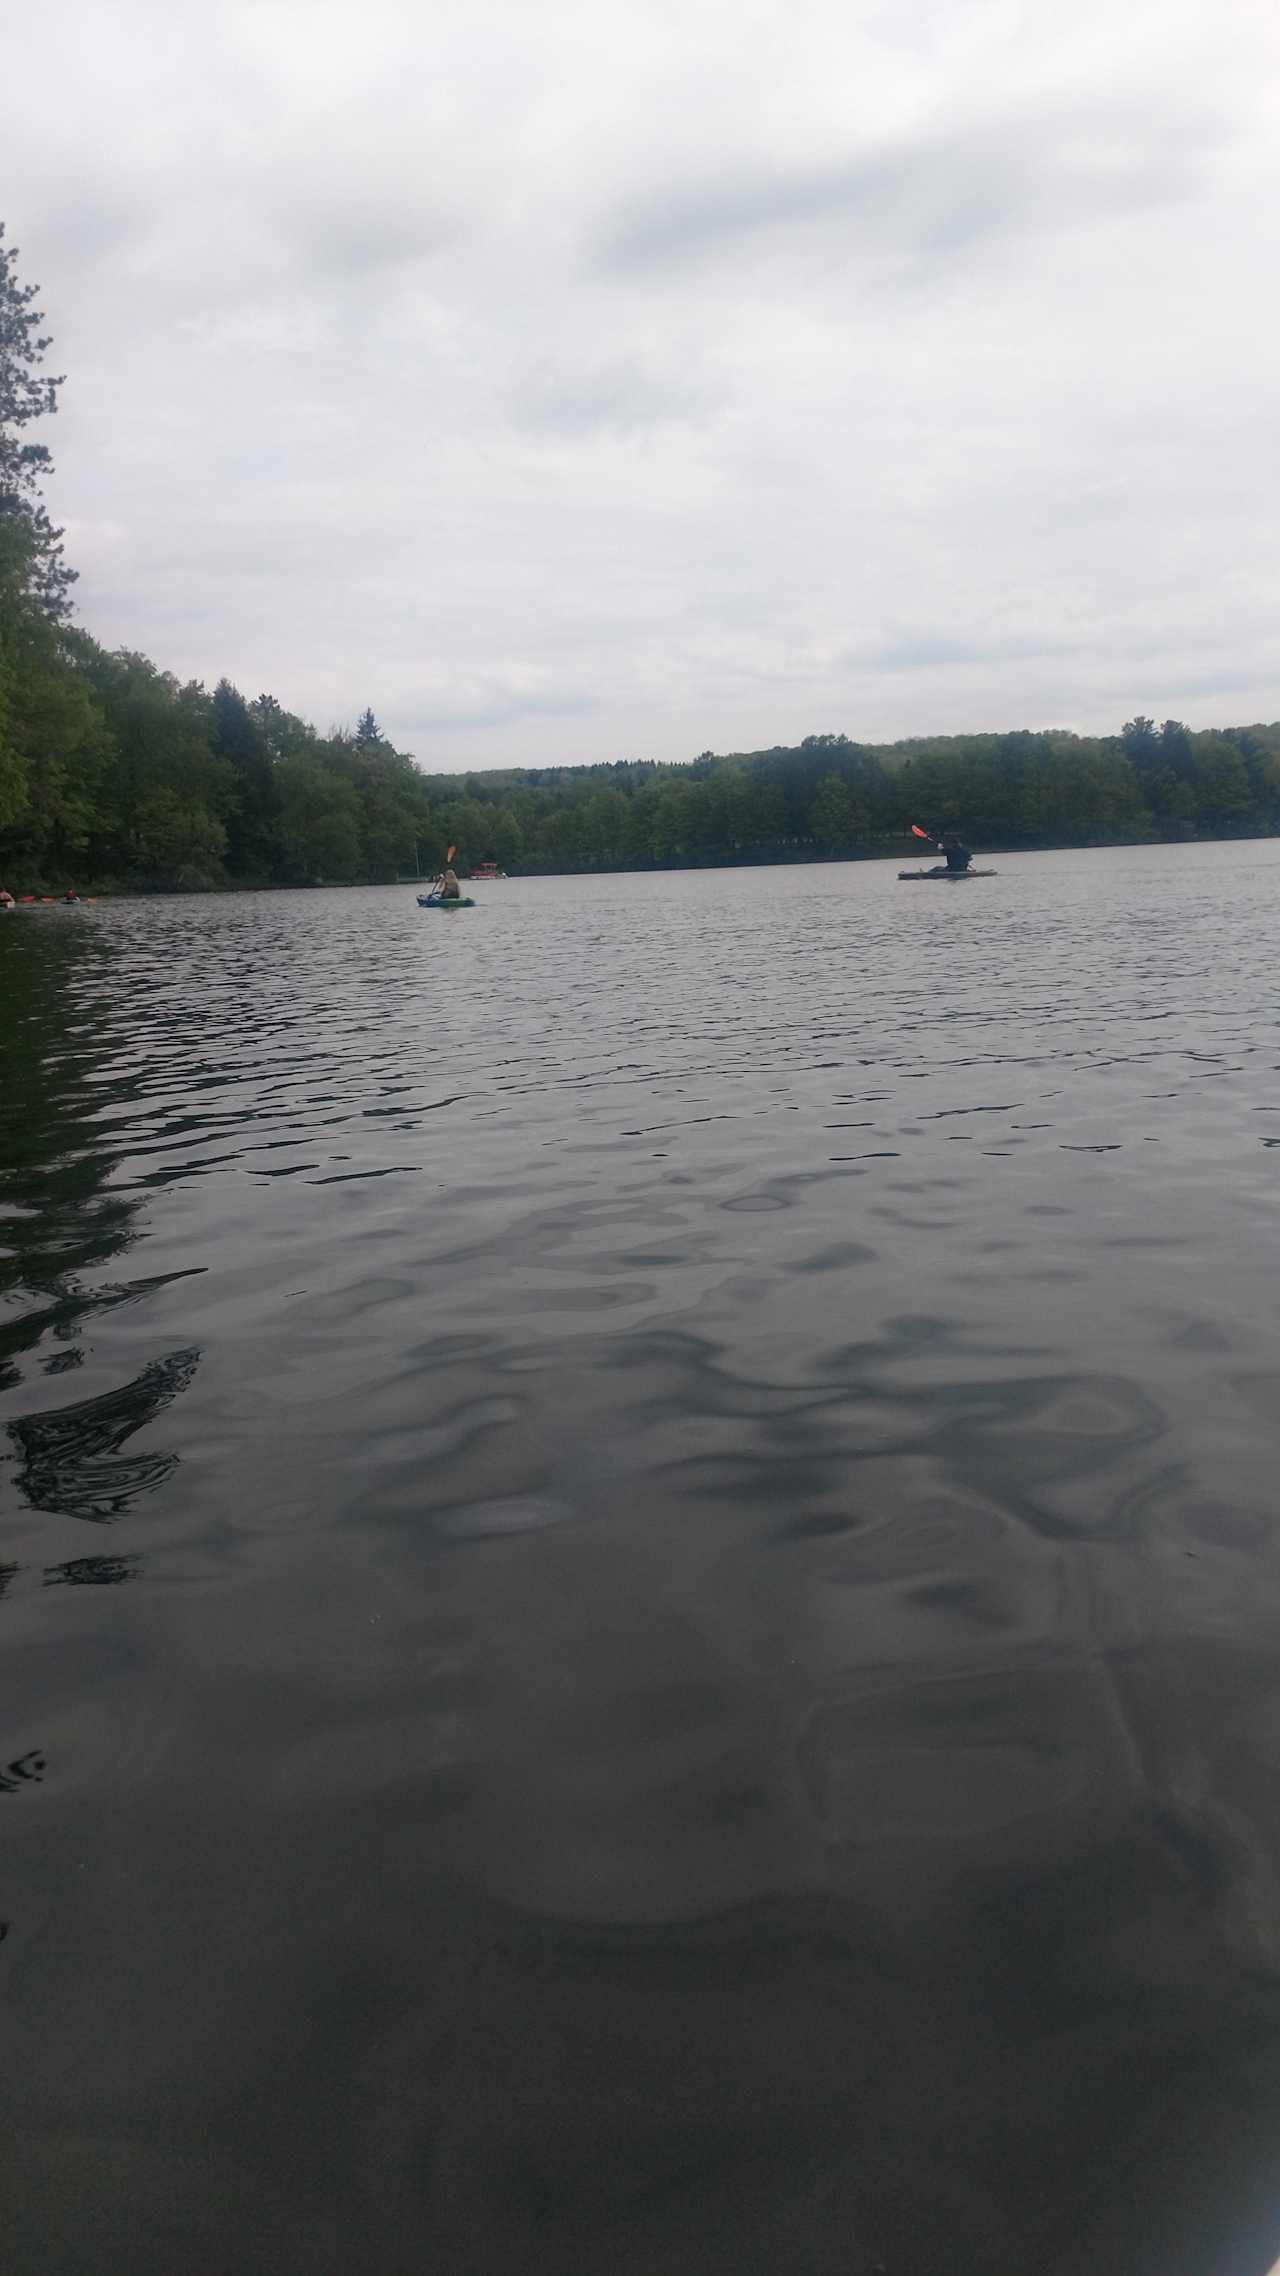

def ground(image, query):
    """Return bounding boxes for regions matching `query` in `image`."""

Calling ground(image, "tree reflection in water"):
[1,914,202,1560]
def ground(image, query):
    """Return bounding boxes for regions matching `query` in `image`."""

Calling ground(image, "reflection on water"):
[2,846,1280,2275]
[43,1555,142,1588]
[10,1346,200,1519]
[0,1748,46,1794]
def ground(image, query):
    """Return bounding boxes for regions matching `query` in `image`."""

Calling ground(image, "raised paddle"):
[429,844,457,898]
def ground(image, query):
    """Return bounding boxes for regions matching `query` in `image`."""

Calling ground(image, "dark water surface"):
[3,846,1280,2275]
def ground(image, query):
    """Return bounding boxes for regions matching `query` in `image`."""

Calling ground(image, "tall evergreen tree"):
[0,223,76,620]
[212,677,277,879]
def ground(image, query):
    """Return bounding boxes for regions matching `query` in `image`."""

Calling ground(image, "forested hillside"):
[4,222,1279,892]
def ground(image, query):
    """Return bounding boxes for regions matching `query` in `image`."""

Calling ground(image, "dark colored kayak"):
[417,893,476,908]
[898,868,996,882]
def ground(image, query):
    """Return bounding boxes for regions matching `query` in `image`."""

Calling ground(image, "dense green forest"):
[4,223,1280,892]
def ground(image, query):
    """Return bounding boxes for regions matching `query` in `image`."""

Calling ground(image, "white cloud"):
[8,0,1280,765]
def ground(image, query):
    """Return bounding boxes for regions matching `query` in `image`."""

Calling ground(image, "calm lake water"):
[3,844,1280,2275]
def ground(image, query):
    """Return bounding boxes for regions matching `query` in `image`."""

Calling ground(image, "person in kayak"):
[439,865,462,900]
[939,833,972,873]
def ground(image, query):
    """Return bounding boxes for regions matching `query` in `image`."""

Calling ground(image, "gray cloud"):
[597,97,1223,276]
[866,631,1084,674]
[511,355,724,438]
[6,0,1280,765]
[268,189,458,279]
[401,682,603,735]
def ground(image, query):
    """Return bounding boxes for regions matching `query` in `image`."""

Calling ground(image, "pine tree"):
[0,223,76,619]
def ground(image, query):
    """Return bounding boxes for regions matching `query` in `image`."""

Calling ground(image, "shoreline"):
[6,824,1277,900]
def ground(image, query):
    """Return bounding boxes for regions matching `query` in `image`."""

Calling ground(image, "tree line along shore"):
[5,681,1280,896]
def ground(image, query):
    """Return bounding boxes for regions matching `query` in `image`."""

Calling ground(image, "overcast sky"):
[8,0,1279,769]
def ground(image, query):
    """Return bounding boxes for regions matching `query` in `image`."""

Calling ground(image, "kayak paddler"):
[909,820,974,874]
[439,865,462,901]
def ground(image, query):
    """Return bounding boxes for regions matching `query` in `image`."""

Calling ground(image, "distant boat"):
[468,861,507,881]
[898,868,997,882]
